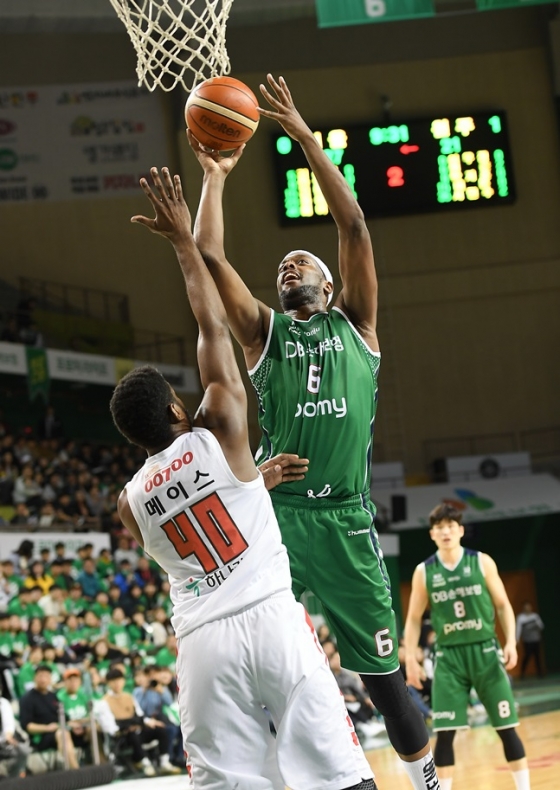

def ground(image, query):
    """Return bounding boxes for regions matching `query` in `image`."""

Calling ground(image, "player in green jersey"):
[404,503,530,790]
[188,74,439,790]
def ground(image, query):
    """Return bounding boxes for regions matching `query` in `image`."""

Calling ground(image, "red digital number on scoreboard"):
[387,166,405,188]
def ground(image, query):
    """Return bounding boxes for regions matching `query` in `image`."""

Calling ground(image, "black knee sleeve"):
[434,730,456,767]
[496,727,525,762]
[361,670,413,718]
[361,671,429,756]
[343,780,378,790]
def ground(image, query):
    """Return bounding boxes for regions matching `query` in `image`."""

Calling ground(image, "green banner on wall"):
[477,0,557,8]
[316,0,434,27]
[26,347,50,403]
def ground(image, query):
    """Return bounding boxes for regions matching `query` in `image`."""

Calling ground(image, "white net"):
[109,0,235,93]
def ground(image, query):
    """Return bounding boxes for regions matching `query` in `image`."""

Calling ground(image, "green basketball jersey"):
[107,623,131,650]
[249,308,380,498]
[16,662,37,696]
[424,548,496,646]
[11,631,27,657]
[57,688,90,722]
[0,632,13,658]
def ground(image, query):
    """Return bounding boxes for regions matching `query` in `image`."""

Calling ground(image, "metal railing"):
[19,276,129,323]
[17,276,187,365]
[132,328,186,365]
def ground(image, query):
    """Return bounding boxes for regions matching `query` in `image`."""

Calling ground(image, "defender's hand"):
[258,75,310,142]
[260,453,309,491]
[132,167,191,245]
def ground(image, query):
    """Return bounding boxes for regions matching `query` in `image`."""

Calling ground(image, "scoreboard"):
[272,111,516,225]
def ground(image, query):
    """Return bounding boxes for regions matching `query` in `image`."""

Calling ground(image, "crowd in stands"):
[0,418,188,777]
[0,537,186,777]
[0,415,145,534]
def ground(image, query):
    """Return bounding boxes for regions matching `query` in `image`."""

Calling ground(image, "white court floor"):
[89,775,191,790]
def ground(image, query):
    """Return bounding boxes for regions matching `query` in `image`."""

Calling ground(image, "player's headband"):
[284,250,334,305]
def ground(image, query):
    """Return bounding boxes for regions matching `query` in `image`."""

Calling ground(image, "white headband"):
[284,250,334,305]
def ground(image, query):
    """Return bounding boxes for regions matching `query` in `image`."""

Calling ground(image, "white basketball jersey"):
[125,428,292,638]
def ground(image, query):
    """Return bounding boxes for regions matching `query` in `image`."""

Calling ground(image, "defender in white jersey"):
[110,166,377,790]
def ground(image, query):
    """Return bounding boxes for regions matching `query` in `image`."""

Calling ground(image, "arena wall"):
[1,9,559,474]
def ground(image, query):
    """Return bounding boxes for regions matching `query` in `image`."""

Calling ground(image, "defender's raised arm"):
[131,168,248,431]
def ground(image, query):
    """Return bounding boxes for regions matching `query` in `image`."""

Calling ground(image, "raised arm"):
[259,75,378,348]
[403,564,430,689]
[481,553,518,670]
[131,168,253,475]
[188,132,270,367]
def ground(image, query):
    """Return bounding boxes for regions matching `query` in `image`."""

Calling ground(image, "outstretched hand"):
[187,129,245,178]
[131,167,191,244]
[259,453,309,491]
[258,74,310,142]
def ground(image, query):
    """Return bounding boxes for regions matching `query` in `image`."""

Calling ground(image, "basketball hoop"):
[108,0,235,93]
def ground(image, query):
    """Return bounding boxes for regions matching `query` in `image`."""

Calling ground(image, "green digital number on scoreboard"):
[273,111,515,224]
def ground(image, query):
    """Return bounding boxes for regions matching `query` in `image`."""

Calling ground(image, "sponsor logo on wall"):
[0,81,167,203]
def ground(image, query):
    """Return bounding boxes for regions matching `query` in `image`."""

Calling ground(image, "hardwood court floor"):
[365,711,560,789]
[85,713,560,790]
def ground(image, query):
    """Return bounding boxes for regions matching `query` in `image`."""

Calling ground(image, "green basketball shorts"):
[431,639,519,731]
[270,491,399,675]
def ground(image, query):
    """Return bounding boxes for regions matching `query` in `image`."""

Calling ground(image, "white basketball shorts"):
[176,591,374,790]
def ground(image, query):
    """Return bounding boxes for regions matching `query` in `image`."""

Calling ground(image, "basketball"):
[185,76,260,151]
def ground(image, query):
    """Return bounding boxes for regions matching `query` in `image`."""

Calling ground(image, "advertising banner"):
[477,0,557,8]
[151,362,199,393]
[316,0,434,27]
[1,341,198,392]
[26,346,50,403]
[47,348,115,385]
[0,341,27,374]
[0,81,167,204]
[371,473,560,530]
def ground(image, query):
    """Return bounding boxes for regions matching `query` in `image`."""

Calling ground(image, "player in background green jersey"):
[404,503,530,790]
[188,73,438,790]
